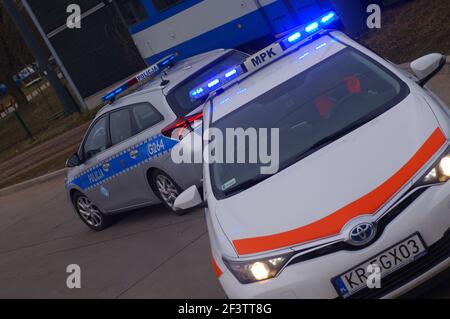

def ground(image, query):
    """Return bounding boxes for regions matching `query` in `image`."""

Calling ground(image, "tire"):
[151,170,183,214]
[72,192,113,231]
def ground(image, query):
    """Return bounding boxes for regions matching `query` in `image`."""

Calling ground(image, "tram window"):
[117,0,148,26]
[152,0,184,12]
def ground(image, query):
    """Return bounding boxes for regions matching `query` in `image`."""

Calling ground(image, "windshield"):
[210,48,409,199]
[166,50,248,116]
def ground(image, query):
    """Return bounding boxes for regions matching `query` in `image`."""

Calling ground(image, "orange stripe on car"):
[211,255,223,277]
[233,128,446,255]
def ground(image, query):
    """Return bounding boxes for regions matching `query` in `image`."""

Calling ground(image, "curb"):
[0,168,67,197]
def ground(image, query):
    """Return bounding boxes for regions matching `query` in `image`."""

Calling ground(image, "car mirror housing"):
[174,185,205,211]
[66,153,81,168]
[410,53,447,86]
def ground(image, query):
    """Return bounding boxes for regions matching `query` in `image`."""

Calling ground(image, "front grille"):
[345,230,450,299]
[288,188,427,266]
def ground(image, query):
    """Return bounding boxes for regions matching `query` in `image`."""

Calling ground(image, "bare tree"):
[0,0,34,108]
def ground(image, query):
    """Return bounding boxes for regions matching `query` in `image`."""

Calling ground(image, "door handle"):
[129,150,139,159]
[102,163,111,172]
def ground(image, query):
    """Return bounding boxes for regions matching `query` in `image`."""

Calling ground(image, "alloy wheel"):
[76,196,103,227]
[155,174,180,208]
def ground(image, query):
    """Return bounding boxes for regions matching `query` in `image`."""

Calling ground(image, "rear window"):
[166,50,248,116]
[131,103,164,132]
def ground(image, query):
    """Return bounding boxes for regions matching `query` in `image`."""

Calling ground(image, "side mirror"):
[410,53,447,86]
[66,153,81,168]
[174,185,205,211]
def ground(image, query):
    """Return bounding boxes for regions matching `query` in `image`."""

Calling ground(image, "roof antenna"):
[160,72,170,86]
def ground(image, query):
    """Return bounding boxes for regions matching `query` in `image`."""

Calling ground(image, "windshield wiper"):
[286,116,374,167]
[309,126,355,151]
[223,174,272,196]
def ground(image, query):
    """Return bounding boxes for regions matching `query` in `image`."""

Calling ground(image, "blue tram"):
[117,0,367,65]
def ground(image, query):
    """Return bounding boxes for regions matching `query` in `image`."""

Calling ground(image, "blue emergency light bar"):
[189,11,338,101]
[279,11,336,48]
[102,53,178,102]
[189,65,245,100]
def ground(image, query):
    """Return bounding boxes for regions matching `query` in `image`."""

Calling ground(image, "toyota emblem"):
[348,222,377,246]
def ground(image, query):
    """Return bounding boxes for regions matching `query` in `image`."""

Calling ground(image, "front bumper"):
[219,182,450,299]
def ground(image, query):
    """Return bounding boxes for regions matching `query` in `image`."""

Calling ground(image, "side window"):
[131,103,164,133]
[110,109,133,145]
[152,0,184,12]
[84,117,108,160]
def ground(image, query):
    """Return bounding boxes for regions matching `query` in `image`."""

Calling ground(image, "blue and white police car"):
[174,12,450,298]
[65,49,248,230]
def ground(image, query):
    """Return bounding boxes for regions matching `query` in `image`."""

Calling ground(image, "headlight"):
[223,253,293,284]
[420,152,450,185]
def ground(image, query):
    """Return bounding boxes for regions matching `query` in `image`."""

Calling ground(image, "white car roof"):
[210,35,347,123]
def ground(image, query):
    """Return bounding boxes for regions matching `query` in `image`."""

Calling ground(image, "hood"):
[215,92,447,256]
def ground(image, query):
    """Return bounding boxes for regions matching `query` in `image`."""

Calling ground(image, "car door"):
[107,101,168,209]
[105,105,149,210]
[79,115,123,212]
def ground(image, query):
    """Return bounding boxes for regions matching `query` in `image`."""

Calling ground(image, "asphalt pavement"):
[0,176,226,298]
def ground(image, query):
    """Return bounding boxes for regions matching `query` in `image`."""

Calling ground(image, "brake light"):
[162,112,203,140]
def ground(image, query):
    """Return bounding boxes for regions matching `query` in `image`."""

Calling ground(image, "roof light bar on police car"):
[279,11,337,49]
[189,64,245,100]
[102,53,178,102]
[189,11,338,101]
[305,22,319,33]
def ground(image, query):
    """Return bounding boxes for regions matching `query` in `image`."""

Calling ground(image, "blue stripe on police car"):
[67,135,179,191]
